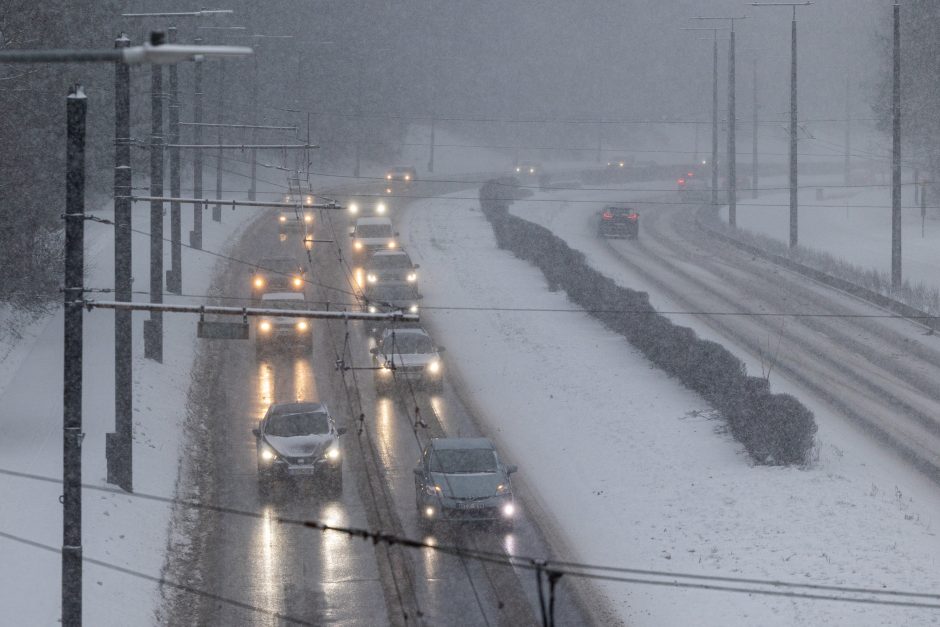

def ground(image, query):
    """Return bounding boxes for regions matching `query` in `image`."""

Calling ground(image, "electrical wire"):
[2,466,939,610]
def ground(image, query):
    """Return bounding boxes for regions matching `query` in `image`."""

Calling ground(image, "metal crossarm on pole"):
[82,300,420,323]
[164,143,318,149]
[178,122,297,131]
[124,195,344,210]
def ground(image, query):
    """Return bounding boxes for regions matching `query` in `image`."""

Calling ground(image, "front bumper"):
[419,495,514,522]
[261,457,339,478]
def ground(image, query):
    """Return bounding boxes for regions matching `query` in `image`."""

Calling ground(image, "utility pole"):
[63,83,86,627]
[752,57,759,199]
[109,34,133,492]
[891,1,902,289]
[428,113,436,173]
[167,27,182,294]
[249,49,259,200]
[844,77,851,187]
[728,21,738,225]
[145,34,164,362]
[711,30,719,206]
[753,2,812,247]
[213,61,224,222]
[191,39,204,249]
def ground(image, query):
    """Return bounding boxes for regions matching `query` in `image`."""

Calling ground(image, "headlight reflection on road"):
[422,534,440,576]
[293,357,314,402]
[258,362,273,411]
[319,503,346,583]
[375,398,395,468]
[253,506,282,622]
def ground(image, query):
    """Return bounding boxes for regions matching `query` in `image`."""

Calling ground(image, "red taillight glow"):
[677,178,685,185]
[628,213,639,221]
[687,172,694,177]
[602,211,614,220]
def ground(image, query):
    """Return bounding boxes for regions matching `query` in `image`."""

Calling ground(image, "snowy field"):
[401,188,940,626]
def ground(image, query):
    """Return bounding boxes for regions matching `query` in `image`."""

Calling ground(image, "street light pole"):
[752,57,759,199]
[752,2,812,247]
[191,39,204,249]
[167,27,182,294]
[712,32,719,206]
[110,34,133,492]
[891,1,902,289]
[144,37,164,362]
[62,83,86,627]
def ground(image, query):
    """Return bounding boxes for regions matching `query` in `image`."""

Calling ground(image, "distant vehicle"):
[386,166,417,182]
[350,217,398,259]
[606,156,631,169]
[514,161,540,177]
[363,281,421,337]
[346,199,389,234]
[413,437,518,526]
[364,250,419,286]
[282,191,316,207]
[251,256,306,297]
[255,292,312,355]
[677,172,710,201]
[253,401,346,493]
[597,206,639,239]
[371,327,444,393]
[277,208,313,233]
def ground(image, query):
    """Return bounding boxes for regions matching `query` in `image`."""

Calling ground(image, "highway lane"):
[169,181,595,626]
[598,196,940,478]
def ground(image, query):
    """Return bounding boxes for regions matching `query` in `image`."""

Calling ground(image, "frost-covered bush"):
[479,180,818,465]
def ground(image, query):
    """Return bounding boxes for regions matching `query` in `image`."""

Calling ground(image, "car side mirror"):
[251,428,260,438]
[413,467,424,478]
[436,346,446,353]
[337,427,348,436]
[369,347,378,355]
[506,464,518,474]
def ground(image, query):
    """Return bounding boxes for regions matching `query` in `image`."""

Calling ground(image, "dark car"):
[606,156,631,169]
[251,256,306,297]
[364,250,419,286]
[386,166,417,182]
[363,281,421,336]
[253,401,346,493]
[513,161,540,177]
[255,292,312,356]
[414,437,517,526]
[350,217,399,260]
[597,206,639,239]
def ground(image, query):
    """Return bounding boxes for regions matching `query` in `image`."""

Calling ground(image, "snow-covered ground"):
[722,173,940,293]
[402,188,940,626]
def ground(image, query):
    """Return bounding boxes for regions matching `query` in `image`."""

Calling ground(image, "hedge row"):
[479,178,817,465]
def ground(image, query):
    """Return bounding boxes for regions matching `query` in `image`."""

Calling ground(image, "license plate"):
[457,502,485,510]
[289,466,317,476]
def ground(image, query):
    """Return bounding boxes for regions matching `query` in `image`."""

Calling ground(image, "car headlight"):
[406,272,417,282]
[404,174,411,181]
[296,320,308,332]
[279,215,287,223]
[386,174,392,180]
[496,483,509,494]
[304,214,313,223]
[292,277,303,287]
[325,446,340,461]
[409,304,418,314]
[376,202,386,214]
[304,196,314,206]
[260,446,276,462]
[349,202,359,215]
[502,502,515,518]
[385,187,392,194]
[368,305,377,313]
[529,168,535,174]
[259,321,271,333]
[515,167,521,172]
[379,364,392,376]
[387,240,397,249]
[424,506,436,518]
[253,277,264,288]
[427,360,440,374]
[367,273,377,283]
[425,484,442,496]
[354,241,363,250]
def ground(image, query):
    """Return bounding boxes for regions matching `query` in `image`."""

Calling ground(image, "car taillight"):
[602,211,614,220]
[628,213,639,221]
[677,178,685,185]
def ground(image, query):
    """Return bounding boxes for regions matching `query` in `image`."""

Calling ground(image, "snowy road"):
[166,181,595,626]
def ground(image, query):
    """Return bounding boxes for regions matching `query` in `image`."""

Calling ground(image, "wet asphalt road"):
[173,181,596,626]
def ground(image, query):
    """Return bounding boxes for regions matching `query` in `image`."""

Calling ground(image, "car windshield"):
[386,333,434,354]
[259,258,298,274]
[370,285,418,301]
[429,449,498,473]
[371,254,412,269]
[266,411,329,437]
[357,224,392,238]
